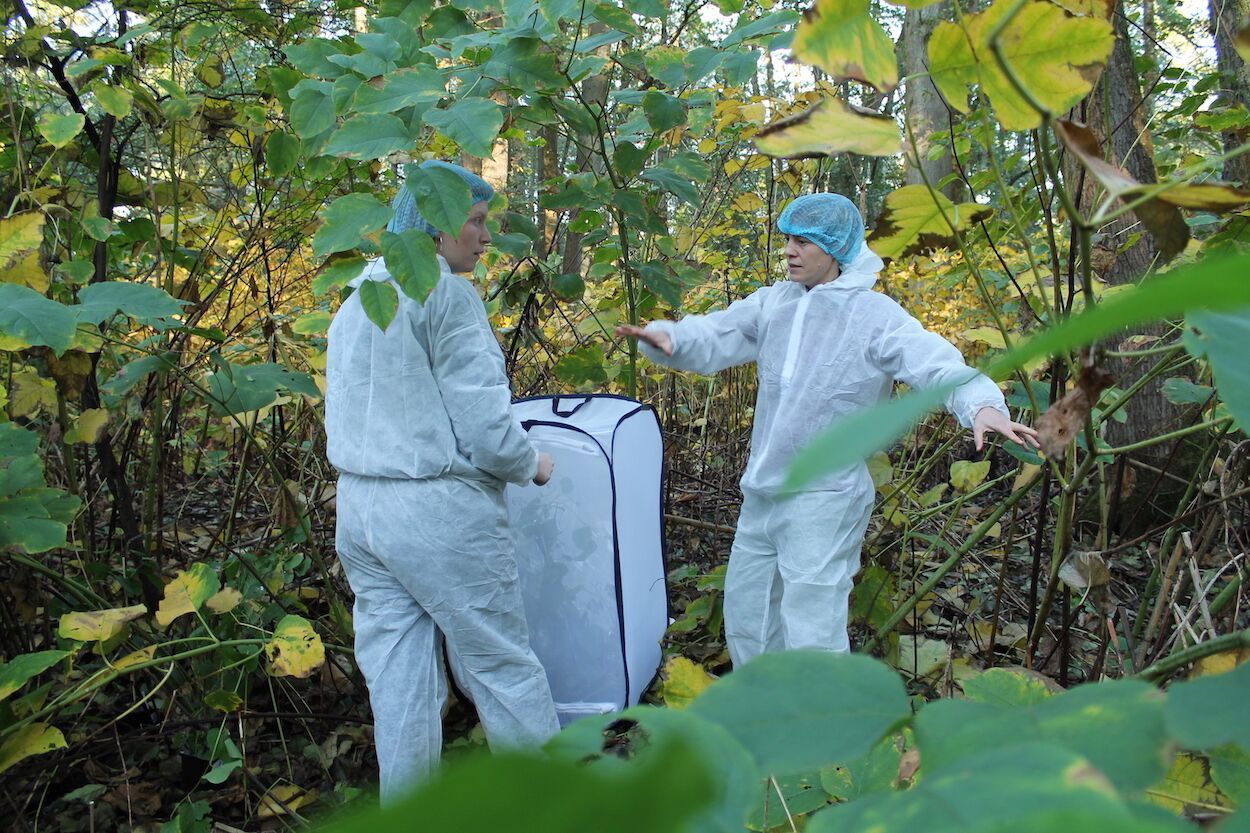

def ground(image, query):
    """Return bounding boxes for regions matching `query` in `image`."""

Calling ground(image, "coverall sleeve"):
[872,307,1009,429]
[638,287,768,375]
[425,278,538,485]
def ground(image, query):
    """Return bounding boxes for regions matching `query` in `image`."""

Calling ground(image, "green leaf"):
[354,66,445,115]
[642,91,687,133]
[1160,377,1214,406]
[75,282,183,325]
[407,165,473,235]
[0,492,80,553]
[755,97,901,158]
[312,193,393,258]
[645,46,688,88]
[554,346,609,387]
[38,112,85,148]
[92,84,133,118]
[323,739,714,833]
[821,732,904,802]
[324,114,413,160]
[0,284,78,353]
[548,706,755,833]
[1165,660,1250,752]
[289,82,336,138]
[869,184,993,260]
[285,38,349,78]
[640,166,699,206]
[1210,742,1250,804]
[265,131,300,177]
[808,742,1135,833]
[100,352,177,397]
[721,10,800,47]
[688,651,910,775]
[0,723,66,776]
[333,74,364,112]
[961,668,1054,707]
[313,255,367,295]
[1186,308,1250,431]
[917,680,1169,793]
[204,362,320,416]
[422,98,504,157]
[613,142,648,179]
[379,230,441,302]
[791,0,898,92]
[357,279,400,331]
[929,0,1114,131]
[0,651,69,701]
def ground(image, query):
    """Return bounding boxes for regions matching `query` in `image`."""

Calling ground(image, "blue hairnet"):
[387,160,496,237]
[777,193,865,265]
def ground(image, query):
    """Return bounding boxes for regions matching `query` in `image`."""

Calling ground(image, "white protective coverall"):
[638,245,1008,665]
[326,256,559,802]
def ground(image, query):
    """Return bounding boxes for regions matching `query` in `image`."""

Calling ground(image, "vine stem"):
[1136,627,1250,682]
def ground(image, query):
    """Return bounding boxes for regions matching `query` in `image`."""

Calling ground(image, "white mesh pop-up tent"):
[505,394,668,726]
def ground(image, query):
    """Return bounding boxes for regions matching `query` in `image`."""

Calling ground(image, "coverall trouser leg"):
[724,482,875,667]
[335,473,559,804]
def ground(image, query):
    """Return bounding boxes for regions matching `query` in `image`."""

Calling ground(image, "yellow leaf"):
[114,645,157,670]
[869,185,992,260]
[155,563,221,627]
[3,251,49,292]
[58,604,146,642]
[792,0,899,92]
[0,212,45,269]
[731,192,766,212]
[929,1,1114,131]
[64,408,110,445]
[755,97,901,158]
[0,723,66,775]
[1191,648,1250,678]
[257,784,319,818]
[660,656,716,709]
[950,459,991,493]
[697,137,717,154]
[1147,753,1231,814]
[962,326,1008,349]
[8,368,58,419]
[206,586,243,614]
[1015,463,1041,491]
[265,615,325,678]
[867,451,893,489]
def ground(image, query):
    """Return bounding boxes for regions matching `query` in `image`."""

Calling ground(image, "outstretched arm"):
[615,324,672,356]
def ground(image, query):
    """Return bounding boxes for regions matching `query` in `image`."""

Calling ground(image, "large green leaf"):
[755,97,901,158]
[915,680,1169,793]
[324,114,413,159]
[928,0,1114,130]
[319,741,714,833]
[379,230,441,302]
[312,193,393,258]
[0,284,78,353]
[484,38,563,91]
[721,10,800,47]
[0,492,80,553]
[100,352,178,397]
[357,279,400,331]
[1185,308,1250,431]
[407,164,473,235]
[1164,660,1250,752]
[75,282,183,325]
[640,166,699,206]
[422,98,504,157]
[285,38,350,78]
[791,0,898,92]
[354,66,445,115]
[92,84,133,118]
[807,742,1135,833]
[289,82,336,138]
[313,255,368,296]
[203,362,321,416]
[265,131,301,177]
[38,112,85,148]
[547,707,757,833]
[688,651,910,775]
[642,91,687,133]
[0,651,70,701]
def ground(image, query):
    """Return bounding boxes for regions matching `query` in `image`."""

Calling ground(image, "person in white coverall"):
[617,193,1039,667]
[325,160,559,803]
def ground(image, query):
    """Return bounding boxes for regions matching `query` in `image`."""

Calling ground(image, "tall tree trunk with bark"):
[1210,0,1250,184]
[900,1,959,199]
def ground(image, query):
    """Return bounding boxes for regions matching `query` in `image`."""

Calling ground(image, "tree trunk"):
[1072,1,1198,532]
[900,1,958,199]
[1210,0,1250,184]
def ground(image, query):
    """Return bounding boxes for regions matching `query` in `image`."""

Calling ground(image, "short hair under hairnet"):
[387,160,495,237]
[776,193,865,265]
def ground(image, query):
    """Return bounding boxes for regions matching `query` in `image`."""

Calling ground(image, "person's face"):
[438,201,492,274]
[784,234,840,288]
